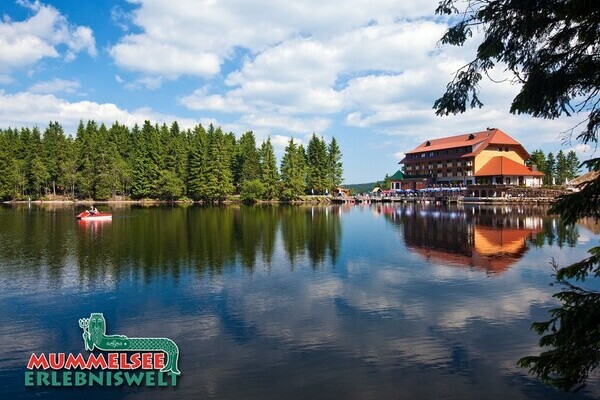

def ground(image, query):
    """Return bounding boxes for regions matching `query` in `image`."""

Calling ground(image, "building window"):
[505,147,509,152]
[498,147,502,151]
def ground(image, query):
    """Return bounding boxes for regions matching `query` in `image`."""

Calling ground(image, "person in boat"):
[90,206,98,215]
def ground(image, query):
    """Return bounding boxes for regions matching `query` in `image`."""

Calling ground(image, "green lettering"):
[157,372,168,386]
[113,371,123,386]
[37,372,50,386]
[145,371,155,386]
[75,371,87,386]
[51,371,60,386]
[124,372,144,386]
[62,371,72,386]
[24,371,34,386]
[89,371,103,386]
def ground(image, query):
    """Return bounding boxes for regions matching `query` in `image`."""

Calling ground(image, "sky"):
[0,0,591,183]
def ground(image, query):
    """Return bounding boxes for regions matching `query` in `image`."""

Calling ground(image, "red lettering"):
[153,353,165,369]
[64,353,86,369]
[141,353,152,369]
[119,353,131,369]
[107,353,118,369]
[48,353,65,369]
[129,353,141,369]
[86,354,108,369]
[27,353,49,370]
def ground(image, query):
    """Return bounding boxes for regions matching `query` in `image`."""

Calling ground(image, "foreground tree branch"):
[435,0,600,391]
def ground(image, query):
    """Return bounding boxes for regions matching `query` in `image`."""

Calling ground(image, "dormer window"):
[425,141,431,146]
[468,134,475,140]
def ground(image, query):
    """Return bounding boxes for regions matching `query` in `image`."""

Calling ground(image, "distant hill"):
[343,182,376,194]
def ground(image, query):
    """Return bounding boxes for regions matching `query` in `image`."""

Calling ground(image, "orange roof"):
[475,156,545,176]
[474,226,540,255]
[409,226,542,273]
[406,131,489,153]
[403,128,530,160]
[411,246,519,273]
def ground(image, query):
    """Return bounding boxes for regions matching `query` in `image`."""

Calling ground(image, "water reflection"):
[0,204,343,284]
[0,204,598,400]
[382,204,578,273]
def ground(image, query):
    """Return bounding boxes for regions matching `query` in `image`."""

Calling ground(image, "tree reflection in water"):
[0,204,343,283]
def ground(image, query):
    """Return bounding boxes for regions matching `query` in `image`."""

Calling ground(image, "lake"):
[0,203,599,399]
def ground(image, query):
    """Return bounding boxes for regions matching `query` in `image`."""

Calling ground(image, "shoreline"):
[2,196,333,205]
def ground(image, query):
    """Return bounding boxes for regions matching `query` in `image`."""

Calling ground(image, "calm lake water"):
[0,203,599,399]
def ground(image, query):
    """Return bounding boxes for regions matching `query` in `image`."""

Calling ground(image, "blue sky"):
[0,0,589,183]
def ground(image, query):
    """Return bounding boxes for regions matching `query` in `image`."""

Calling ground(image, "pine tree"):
[383,174,391,190]
[306,134,328,194]
[529,150,547,176]
[0,132,15,199]
[157,169,184,201]
[187,124,209,200]
[202,126,234,202]
[157,122,185,199]
[566,151,580,180]
[235,131,261,188]
[280,138,307,200]
[556,150,568,186]
[260,137,280,200]
[76,121,96,198]
[131,121,161,199]
[327,137,343,192]
[92,123,123,200]
[59,138,78,198]
[42,122,67,196]
[29,156,49,197]
[26,127,45,196]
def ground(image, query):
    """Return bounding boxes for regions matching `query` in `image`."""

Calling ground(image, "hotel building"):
[394,128,544,190]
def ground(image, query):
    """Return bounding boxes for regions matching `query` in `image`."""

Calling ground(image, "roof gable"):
[405,129,528,158]
[475,156,545,176]
[390,170,404,180]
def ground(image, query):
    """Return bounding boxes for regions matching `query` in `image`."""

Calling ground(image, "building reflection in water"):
[382,204,555,273]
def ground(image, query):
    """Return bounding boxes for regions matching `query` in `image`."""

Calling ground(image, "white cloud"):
[179,87,249,113]
[110,5,131,32]
[0,1,96,72]
[126,75,164,90]
[239,113,330,136]
[176,20,449,138]
[110,35,220,78]
[109,0,439,79]
[29,78,80,94]
[0,90,198,133]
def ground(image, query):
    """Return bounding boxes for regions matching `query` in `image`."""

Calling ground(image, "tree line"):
[0,120,343,202]
[528,149,580,186]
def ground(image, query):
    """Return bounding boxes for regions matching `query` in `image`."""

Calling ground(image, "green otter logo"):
[78,313,180,375]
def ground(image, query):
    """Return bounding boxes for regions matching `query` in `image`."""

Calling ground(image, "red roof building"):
[395,128,544,189]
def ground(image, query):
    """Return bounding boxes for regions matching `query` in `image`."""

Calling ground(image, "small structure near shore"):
[333,187,351,197]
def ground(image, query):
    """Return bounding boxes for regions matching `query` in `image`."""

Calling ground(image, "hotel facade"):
[394,128,544,190]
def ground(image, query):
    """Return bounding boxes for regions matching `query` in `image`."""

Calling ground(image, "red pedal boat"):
[76,210,112,221]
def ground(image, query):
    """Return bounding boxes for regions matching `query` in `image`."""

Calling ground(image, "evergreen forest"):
[0,120,343,202]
